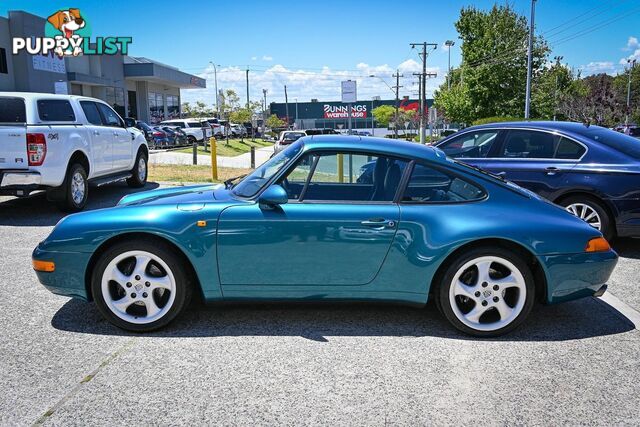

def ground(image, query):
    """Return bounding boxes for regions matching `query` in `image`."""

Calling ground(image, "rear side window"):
[575,126,640,159]
[0,97,26,123]
[555,137,586,159]
[80,101,103,126]
[37,100,76,122]
[402,163,485,203]
[188,122,203,128]
[501,130,585,159]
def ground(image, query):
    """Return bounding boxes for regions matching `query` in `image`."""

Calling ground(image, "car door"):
[437,129,503,172]
[217,151,407,286]
[79,101,112,175]
[485,129,585,198]
[96,103,131,171]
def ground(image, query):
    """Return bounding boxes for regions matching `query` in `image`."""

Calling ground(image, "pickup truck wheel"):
[127,151,148,188]
[57,163,88,212]
[187,136,196,144]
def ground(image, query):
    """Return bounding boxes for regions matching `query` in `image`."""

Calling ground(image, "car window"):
[0,97,26,123]
[80,101,103,126]
[438,130,498,158]
[402,163,485,203]
[554,137,586,159]
[37,99,76,122]
[283,152,408,202]
[96,103,122,127]
[574,125,640,160]
[188,122,203,128]
[501,130,585,159]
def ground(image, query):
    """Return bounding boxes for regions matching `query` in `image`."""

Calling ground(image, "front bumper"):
[542,250,618,304]
[0,171,42,196]
[32,245,92,301]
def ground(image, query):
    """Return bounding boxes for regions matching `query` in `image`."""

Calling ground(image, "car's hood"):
[117,184,231,207]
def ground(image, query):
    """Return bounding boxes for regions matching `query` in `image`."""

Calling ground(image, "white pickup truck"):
[0,92,148,211]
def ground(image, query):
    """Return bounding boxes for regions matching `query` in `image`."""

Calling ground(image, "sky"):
[3,0,639,106]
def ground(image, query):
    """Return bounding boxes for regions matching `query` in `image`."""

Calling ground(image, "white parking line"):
[598,292,640,329]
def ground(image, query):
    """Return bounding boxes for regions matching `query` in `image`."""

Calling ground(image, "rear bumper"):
[0,171,43,196]
[541,250,618,304]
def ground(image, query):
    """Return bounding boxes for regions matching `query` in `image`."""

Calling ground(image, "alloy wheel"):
[138,156,147,181]
[71,171,85,205]
[565,203,601,230]
[449,256,526,332]
[101,250,176,324]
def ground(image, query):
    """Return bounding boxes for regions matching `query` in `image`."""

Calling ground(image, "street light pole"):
[262,89,267,138]
[209,61,219,117]
[445,40,455,90]
[524,0,537,120]
[626,59,637,128]
[295,98,298,129]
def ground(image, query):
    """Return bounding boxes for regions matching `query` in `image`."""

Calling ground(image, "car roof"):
[301,135,445,163]
[460,120,603,134]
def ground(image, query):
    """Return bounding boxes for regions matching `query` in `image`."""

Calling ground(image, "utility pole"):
[284,85,289,129]
[294,98,299,129]
[245,69,250,109]
[410,42,437,144]
[209,61,219,117]
[262,89,267,138]
[392,70,403,139]
[524,0,537,120]
[626,59,637,129]
[553,56,563,122]
[445,40,455,90]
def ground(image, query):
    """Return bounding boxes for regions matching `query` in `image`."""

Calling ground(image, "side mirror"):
[258,184,288,207]
[124,118,136,128]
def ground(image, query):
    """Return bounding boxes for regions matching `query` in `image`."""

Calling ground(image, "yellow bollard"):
[337,154,344,183]
[210,137,217,181]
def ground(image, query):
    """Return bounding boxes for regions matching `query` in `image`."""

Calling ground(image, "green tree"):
[266,114,286,130]
[434,4,549,123]
[229,108,252,141]
[371,105,396,127]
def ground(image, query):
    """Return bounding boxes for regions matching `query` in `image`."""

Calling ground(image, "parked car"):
[613,124,640,138]
[160,119,210,143]
[304,128,340,136]
[33,136,616,336]
[435,121,640,239]
[0,93,148,211]
[201,117,224,137]
[147,127,171,149]
[158,126,187,146]
[129,119,154,144]
[274,130,307,154]
[230,123,247,138]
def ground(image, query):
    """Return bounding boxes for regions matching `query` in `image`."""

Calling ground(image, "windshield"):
[283,132,305,141]
[232,142,303,198]
[574,125,640,159]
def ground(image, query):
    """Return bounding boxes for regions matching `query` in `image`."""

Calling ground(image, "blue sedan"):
[32,136,617,337]
[436,122,640,239]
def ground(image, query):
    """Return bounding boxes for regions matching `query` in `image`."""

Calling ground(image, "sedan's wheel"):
[438,248,535,337]
[92,241,192,332]
[560,196,613,240]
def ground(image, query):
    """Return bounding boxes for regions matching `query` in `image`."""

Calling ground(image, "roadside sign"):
[341,80,357,103]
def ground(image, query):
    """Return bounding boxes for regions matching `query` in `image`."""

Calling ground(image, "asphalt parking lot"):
[1,184,640,425]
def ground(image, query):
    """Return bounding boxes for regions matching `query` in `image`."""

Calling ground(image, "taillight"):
[26,133,47,166]
[153,131,164,137]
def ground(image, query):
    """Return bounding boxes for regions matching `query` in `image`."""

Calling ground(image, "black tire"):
[127,149,148,188]
[57,163,88,212]
[437,247,535,337]
[558,195,614,240]
[91,239,193,332]
[187,135,197,144]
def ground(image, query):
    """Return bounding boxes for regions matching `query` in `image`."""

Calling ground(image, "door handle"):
[361,219,396,228]
[93,130,100,135]
[545,167,560,176]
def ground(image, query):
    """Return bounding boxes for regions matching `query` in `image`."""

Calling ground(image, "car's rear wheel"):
[187,135,196,145]
[559,196,613,240]
[438,247,535,337]
[91,240,192,332]
[57,163,88,212]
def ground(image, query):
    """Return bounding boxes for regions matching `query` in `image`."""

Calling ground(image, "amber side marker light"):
[585,237,611,252]
[33,260,55,272]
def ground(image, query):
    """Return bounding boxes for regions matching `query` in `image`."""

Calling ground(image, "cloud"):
[262,55,273,61]
[582,61,616,75]
[251,56,257,61]
[181,61,445,106]
[619,36,640,65]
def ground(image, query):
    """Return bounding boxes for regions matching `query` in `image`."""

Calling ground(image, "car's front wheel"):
[438,247,535,337]
[91,240,192,332]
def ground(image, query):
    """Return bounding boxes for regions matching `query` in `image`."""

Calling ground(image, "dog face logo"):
[47,9,85,39]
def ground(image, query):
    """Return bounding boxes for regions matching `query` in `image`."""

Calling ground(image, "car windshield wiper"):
[454,160,507,181]
[224,174,247,189]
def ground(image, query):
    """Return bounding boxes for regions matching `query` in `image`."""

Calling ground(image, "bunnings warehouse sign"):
[324,104,367,119]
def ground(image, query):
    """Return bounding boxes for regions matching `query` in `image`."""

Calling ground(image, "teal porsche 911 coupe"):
[33,136,617,336]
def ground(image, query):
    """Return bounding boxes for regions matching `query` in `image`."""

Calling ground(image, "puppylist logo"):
[12,8,132,57]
